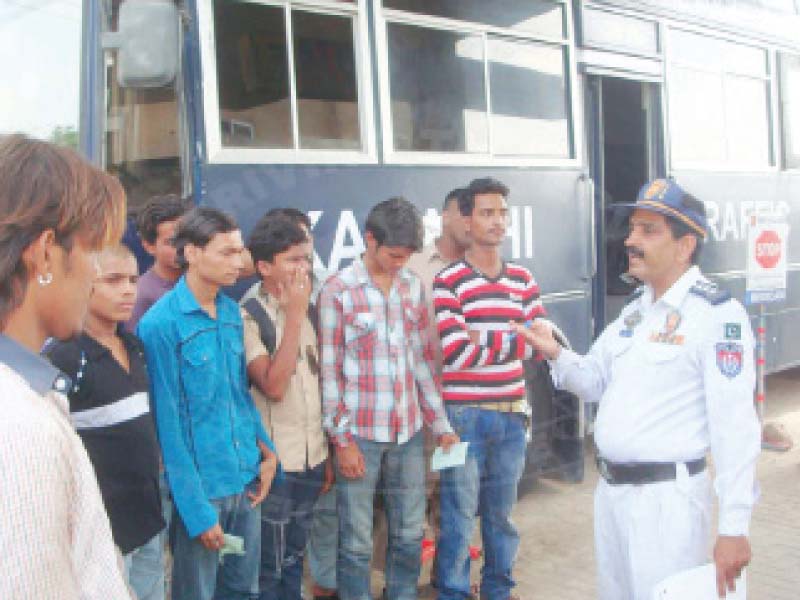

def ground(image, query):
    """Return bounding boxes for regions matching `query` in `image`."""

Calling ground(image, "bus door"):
[586,75,665,335]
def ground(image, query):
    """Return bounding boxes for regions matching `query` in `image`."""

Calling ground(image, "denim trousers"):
[436,407,527,600]
[336,432,425,600]
[307,485,338,590]
[171,479,261,600]
[124,530,165,600]
[259,462,324,600]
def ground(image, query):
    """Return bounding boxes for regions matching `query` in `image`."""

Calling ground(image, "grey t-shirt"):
[125,268,176,333]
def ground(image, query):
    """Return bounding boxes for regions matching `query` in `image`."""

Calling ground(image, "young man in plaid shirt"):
[318,197,459,600]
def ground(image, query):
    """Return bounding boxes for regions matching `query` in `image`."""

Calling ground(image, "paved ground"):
[407,369,800,599]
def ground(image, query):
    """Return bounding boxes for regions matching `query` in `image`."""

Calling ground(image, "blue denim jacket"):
[138,276,278,538]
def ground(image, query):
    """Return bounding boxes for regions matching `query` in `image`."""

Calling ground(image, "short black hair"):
[459,177,510,216]
[365,197,423,251]
[665,193,705,264]
[173,207,238,270]
[264,207,311,230]
[136,194,191,244]
[443,187,467,211]
[248,215,309,264]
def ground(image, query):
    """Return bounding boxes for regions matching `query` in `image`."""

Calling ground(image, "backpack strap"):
[306,302,319,337]
[242,297,277,355]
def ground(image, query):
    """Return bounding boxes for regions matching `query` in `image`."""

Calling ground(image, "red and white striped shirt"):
[433,260,545,406]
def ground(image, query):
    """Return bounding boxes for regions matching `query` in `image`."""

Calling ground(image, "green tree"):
[49,125,79,150]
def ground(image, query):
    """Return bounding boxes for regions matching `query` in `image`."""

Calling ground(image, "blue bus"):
[79,0,800,477]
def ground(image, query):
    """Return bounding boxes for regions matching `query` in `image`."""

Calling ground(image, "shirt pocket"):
[645,343,684,364]
[344,310,378,356]
[179,334,218,404]
[221,325,245,382]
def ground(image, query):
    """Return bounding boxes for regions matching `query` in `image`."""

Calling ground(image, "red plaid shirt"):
[318,258,452,447]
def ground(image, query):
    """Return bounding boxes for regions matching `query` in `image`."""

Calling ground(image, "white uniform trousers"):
[594,464,712,600]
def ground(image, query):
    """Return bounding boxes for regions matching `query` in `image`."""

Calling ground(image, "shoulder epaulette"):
[626,286,645,305]
[689,280,731,305]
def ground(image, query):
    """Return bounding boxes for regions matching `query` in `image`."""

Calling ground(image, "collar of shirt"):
[79,328,143,362]
[174,275,240,325]
[350,256,413,297]
[640,265,701,310]
[0,334,71,395]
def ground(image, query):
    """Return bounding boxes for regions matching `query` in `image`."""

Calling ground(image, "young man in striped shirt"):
[318,197,459,600]
[434,178,545,600]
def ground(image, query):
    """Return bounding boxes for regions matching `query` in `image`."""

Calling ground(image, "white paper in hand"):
[652,563,746,600]
[431,442,469,471]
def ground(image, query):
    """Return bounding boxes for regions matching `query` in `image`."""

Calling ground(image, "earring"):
[37,273,53,286]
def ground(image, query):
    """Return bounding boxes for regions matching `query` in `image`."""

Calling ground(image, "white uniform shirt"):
[552,266,760,536]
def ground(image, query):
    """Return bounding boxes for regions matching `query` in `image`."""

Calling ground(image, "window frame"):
[778,51,800,171]
[664,24,778,173]
[580,3,661,60]
[198,0,376,165]
[374,0,583,167]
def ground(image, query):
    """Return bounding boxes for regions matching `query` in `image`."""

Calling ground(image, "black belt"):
[596,456,706,485]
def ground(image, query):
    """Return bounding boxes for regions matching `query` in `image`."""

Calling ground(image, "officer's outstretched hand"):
[713,535,750,597]
[509,320,561,360]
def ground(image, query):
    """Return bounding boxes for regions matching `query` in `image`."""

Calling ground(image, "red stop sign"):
[755,230,782,269]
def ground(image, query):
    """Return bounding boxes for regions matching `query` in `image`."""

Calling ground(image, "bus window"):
[380,0,575,162]
[213,1,362,152]
[487,37,571,157]
[387,24,487,153]
[779,53,800,169]
[667,29,772,170]
[103,0,182,211]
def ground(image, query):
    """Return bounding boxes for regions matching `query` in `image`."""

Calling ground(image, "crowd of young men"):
[1,135,757,600]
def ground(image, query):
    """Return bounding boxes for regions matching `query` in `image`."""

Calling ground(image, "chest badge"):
[716,342,743,378]
[650,309,685,345]
[619,310,642,337]
[724,322,742,340]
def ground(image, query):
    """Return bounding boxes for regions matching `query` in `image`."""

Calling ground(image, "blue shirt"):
[138,276,277,538]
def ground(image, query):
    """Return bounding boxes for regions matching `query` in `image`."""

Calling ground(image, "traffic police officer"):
[513,179,760,599]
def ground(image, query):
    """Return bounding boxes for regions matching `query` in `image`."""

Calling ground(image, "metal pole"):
[756,303,766,423]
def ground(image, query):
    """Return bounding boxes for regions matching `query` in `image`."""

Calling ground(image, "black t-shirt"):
[46,330,165,553]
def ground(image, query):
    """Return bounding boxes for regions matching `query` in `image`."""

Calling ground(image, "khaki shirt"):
[242,290,327,472]
[406,242,449,375]
[407,243,526,414]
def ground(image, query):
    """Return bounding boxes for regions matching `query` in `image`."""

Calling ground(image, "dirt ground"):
[360,369,800,599]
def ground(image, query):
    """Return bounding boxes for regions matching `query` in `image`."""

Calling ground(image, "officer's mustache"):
[627,247,645,260]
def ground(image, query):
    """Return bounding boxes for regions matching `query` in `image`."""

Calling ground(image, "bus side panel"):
[201,164,594,352]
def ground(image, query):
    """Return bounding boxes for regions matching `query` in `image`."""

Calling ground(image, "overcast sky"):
[0,0,82,139]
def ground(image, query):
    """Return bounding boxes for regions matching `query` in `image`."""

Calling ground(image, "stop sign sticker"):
[755,230,782,269]
[746,217,787,304]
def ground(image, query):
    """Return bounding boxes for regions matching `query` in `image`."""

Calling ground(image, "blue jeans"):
[259,463,324,600]
[171,479,262,600]
[124,530,165,600]
[336,432,425,600]
[307,485,338,590]
[436,407,527,600]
